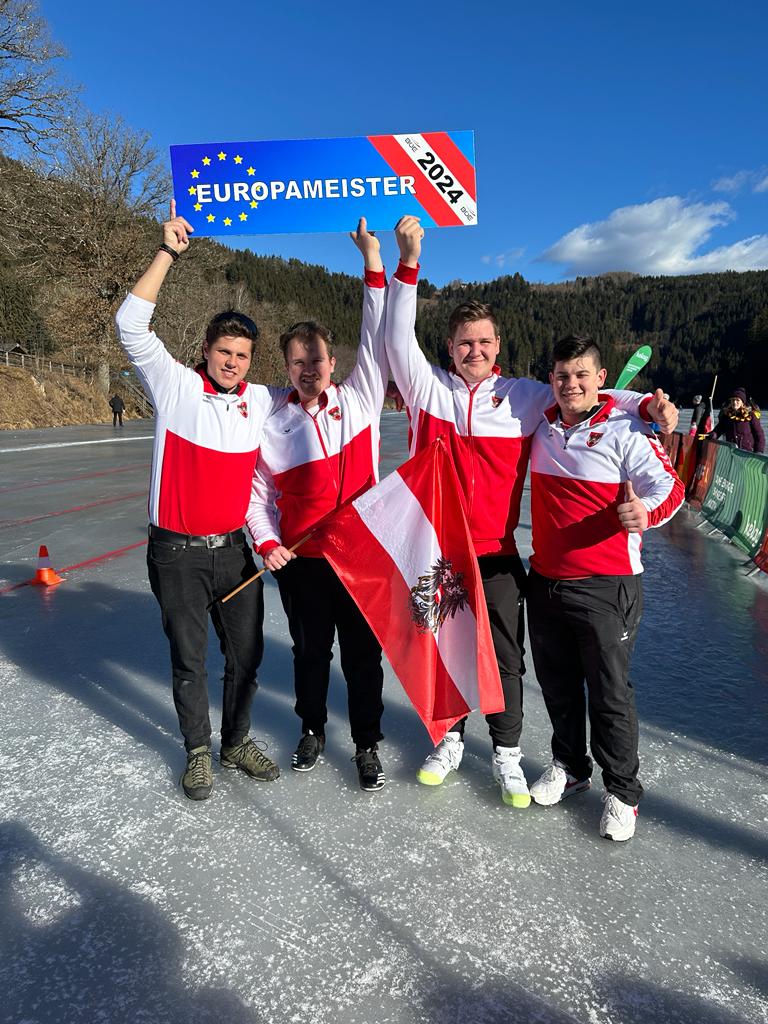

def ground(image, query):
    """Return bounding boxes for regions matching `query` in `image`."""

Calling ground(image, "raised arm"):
[115,202,195,410]
[342,217,388,410]
[384,216,435,407]
[131,200,193,304]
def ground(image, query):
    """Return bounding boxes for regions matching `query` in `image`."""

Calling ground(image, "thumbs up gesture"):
[617,481,649,533]
[647,388,678,432]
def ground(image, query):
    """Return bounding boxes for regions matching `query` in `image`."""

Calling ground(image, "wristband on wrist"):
[158,243,180,262]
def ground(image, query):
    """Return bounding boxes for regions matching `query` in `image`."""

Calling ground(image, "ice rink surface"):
[1,412,767,1024]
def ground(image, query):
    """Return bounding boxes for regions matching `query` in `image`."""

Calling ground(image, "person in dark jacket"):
[109,393,126,426]
[691,394,709,434]
[712,388,765,453]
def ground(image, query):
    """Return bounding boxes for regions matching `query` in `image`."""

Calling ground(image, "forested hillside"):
[414,269,768,403]
[1,0,766,408]
[3,160,766,406]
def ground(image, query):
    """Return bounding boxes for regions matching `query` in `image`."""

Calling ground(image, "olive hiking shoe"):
[220,737,280,781]
[182,745,213,801]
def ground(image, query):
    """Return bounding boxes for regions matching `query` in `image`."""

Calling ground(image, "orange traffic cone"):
[31,545,64,586]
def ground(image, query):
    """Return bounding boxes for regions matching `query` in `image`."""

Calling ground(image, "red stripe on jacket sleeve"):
[644,438,686,527]
[394,260,419,285]
[364,268,386,288]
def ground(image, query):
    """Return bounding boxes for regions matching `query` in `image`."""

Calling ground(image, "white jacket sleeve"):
[622,422,685,529]
[114,293,192,412]
[245,454,282,553]
[340,272,388,414]
[607,389,654,420]
[384,270,439,408]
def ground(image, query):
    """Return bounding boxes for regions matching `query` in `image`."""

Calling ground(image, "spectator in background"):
[690,394,708,435]
[109,393,125,427]
[712,388,765,453]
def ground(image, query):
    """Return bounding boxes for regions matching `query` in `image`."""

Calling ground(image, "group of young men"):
[115,203,683,842]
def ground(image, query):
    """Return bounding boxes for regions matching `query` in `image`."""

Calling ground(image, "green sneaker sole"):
[502,791,531,808]
[417,769,446,786]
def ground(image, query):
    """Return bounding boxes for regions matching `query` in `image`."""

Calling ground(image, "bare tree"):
[0,0,76,153]
[7,109,169,392]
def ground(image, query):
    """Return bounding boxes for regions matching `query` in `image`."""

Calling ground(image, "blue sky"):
[42,0,767,287]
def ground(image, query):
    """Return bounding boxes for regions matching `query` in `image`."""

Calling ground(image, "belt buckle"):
[205,534,218,549]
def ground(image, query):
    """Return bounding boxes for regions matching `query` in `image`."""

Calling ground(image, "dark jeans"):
[276,556,384,749]
[147,536,264,752]
[450,554,527,749]
[527,570,644,805]
[112,411,123,426]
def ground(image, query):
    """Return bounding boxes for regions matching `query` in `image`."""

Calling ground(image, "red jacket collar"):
[449,364,502,386]
[544,393,616,426]
[195,365,248,397]
[288,385,335,408]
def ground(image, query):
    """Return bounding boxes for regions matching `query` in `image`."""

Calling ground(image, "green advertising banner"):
[701,443,739,530]
[729,451,768,556]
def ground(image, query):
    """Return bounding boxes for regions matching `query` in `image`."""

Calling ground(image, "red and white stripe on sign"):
[368,132,478,227]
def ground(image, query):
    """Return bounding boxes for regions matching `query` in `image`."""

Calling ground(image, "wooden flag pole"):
[220,531,313,604]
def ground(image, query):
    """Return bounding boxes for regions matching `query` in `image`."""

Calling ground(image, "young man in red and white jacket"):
[246,221,390,792]
[115,203,288,801]
[527,334,684,841]
[386,216,679,808]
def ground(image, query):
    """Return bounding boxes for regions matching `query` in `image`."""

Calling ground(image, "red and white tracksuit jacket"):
[530,396,685,578]
[246,270,388,558]
[115,293,287,536]
[384,264,655,557]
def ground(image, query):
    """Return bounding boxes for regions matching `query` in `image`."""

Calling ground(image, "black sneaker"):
[182,745,213,800]
[292,731,324,772]
[354,745,386,792]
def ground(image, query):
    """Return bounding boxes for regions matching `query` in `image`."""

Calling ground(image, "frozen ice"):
[0,414,766,1024]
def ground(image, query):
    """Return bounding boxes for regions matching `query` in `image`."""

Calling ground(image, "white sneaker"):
[530,759,591,806]
[599,793,638,841]
[491,746,531,808]
[417,733,464,785]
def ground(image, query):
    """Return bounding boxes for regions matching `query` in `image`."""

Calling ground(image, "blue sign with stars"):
[170,131,477,236]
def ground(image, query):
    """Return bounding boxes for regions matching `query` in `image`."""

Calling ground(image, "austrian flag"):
[315,439,504,742]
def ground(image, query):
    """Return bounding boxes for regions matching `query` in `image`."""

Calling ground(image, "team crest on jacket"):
[491,394,503,408]
[587,431,603,447]
[237,401,248,419]
[327,406,342,420]
[408,556,469,635]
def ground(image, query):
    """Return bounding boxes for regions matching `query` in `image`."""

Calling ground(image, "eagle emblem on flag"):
[409,556,469,635]
[587,431,603,447]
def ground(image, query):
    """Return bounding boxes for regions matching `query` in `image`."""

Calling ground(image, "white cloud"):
[481,247,525,269]
[712,168,768,194]
[542,196,768,276]
[712,171,751,193]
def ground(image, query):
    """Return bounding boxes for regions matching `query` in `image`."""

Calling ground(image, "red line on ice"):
[0,539,148,594]
[0,464,148,495]
[0,490,147,529]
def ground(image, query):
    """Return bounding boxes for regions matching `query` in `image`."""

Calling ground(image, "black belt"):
[148,524,245,549]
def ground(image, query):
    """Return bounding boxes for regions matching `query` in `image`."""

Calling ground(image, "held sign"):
[170,131,477,236]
